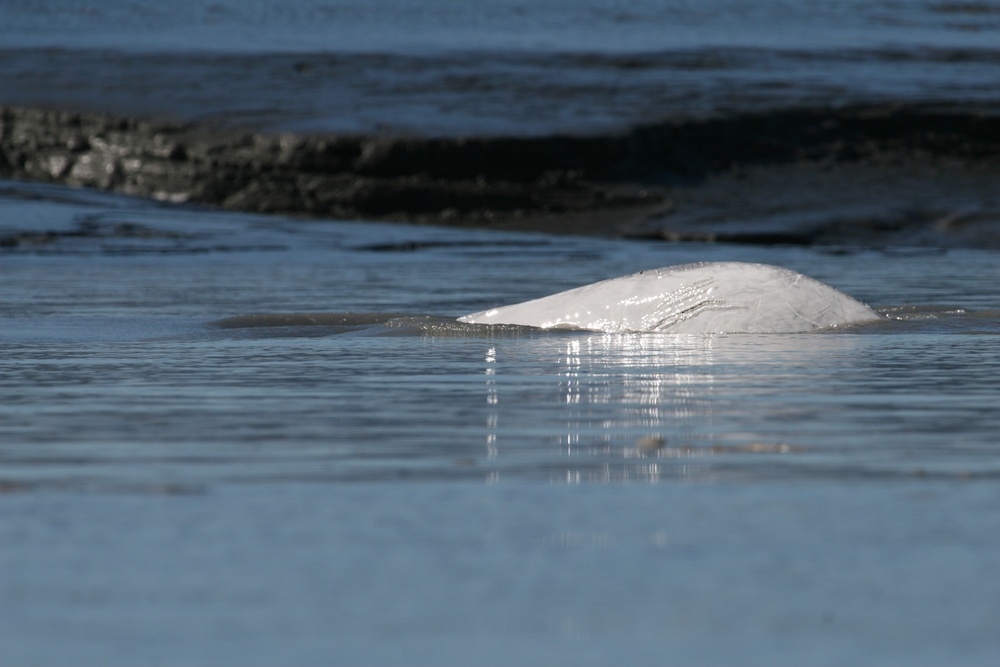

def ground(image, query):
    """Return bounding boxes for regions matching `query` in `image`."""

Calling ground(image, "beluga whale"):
[459,262,881,334]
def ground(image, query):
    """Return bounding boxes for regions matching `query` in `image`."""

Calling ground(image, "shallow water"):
[6,0,1000,53]
[3,2,999,663]
[2,181,1000,664]
[3,0,999,134]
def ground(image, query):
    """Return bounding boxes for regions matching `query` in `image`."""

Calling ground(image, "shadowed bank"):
[2,102,999,248]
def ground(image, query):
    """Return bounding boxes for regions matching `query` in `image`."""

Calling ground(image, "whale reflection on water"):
[478,330,877,484]
[459,262,881,334]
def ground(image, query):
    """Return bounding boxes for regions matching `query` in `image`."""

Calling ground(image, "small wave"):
[211,307,1000,339]
[871,306,1000,334]
[212,312,412,329]
[210,312,543,339]
[930,2,1000,15]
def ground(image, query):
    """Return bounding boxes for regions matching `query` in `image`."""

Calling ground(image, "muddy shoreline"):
[2,103,999,247]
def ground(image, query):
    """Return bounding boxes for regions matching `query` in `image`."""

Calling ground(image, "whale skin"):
[458,262,881,334]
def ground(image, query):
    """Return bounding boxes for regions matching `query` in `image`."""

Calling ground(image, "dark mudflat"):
[2,103,998,248]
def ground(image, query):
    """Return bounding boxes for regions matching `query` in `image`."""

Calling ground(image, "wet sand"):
[2,103,998,248]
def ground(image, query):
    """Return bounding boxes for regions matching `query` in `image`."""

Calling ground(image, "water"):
[2,180,1000,665]
[2,0,999,134]
[5,0,1000,53]
[2,1,1000,664]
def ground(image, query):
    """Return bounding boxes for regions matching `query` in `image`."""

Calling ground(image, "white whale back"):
[459,262,881,333]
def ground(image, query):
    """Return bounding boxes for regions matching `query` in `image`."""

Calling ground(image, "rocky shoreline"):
[2,103,999,245]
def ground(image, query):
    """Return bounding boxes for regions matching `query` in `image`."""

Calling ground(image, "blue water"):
[2,1,1000,664]
[2,180,1000,665]
[2,0,998,134]
[5,0,1000,53]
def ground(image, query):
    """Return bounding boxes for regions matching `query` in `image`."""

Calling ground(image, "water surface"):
[2,181,999,664]
[2,1,999,663]
[2,0,998,134]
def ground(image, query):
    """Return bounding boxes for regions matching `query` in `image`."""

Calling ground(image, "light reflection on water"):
[461,326,999,486]
[0,182,998,488]
[3,183,1000,667]
[549,334,720,481]
[1,306,998,491]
